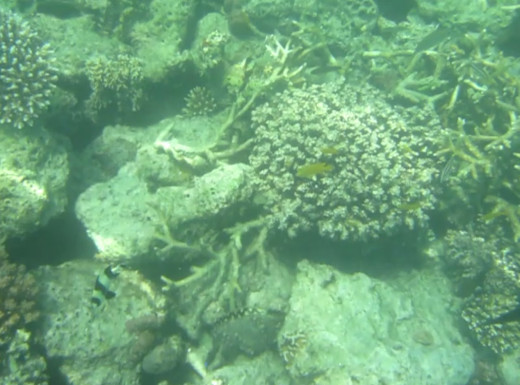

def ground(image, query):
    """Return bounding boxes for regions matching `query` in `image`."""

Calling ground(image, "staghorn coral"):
[0,9,57,129]
[249,79,442,241]
[364,16,520,241]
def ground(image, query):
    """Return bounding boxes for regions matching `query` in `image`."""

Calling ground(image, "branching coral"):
[367,19,520,239]
[85,54,143,118]
[0,9,57,129]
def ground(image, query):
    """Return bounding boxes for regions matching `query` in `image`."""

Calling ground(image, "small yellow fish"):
[398,201,423,211]
[296,162,333,178]
[320,146,339,155]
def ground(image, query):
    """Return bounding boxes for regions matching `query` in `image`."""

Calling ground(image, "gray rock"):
[75,163,158,262]
[76,160,253,263]
[35,259,165,385]
[278,260,474,385]
[500,349,520,385]
[142,335,185,375]
[0,127,68,238]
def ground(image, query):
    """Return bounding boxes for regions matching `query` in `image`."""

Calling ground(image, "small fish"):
[398,201,423,211]
[320,146,339,155]
[481,209,508,222]
[296,162,333,178]
[91,265,120,306]
[36,1,84,18]
[440,156,456,183]
[415,25,452,53]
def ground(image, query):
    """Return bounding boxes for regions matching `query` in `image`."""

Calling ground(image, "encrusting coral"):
[0,242,39,348]
[462,248,520,354]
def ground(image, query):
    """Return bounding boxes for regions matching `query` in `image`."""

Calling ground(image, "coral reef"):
[462,249,520,354]
[182,86,217,117]
[0,243,39,348]
[0,9,57,129]
[207,307,282,368]
[249,79,442,240]
[12,0,520,383]
[2,329,48,385]
[85,54,143,118]
[439,229,497,295]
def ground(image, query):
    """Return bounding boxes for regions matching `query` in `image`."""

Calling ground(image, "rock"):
[499,349,520,385]
[0,127,68,239]
[75,164,157,262]
[76,161,253,263]
[142,335,185,375]
[278,260,474,385]
[35,259,165,385]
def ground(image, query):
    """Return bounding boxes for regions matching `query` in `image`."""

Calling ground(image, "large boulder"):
[278,260,475,385]
[0,127,68,239]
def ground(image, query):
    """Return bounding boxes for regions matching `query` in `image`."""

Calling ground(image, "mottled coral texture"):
[249,79,441,241]
[0,244,39,346]
[0,9,57,129]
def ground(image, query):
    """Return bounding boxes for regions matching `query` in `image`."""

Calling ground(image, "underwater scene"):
[2,0,520,384]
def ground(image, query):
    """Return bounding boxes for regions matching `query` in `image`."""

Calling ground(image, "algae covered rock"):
[74,112,244,263]
[141,335,185,375]
[76,155,253,263]
[35,259,165,385]
[130,0,196,80]
[0,127,68,239]
[278,260,474,385]
[75,164,157,262]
